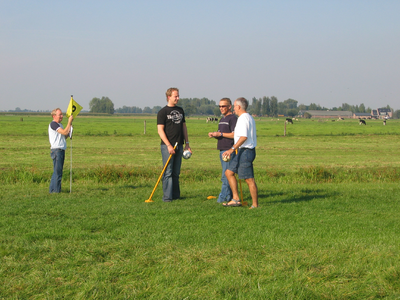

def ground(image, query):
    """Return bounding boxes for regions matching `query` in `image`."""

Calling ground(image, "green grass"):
[1,114,400,299]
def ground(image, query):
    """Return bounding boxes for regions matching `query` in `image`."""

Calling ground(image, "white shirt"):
[234,112,257,149]
[48,121,67,150]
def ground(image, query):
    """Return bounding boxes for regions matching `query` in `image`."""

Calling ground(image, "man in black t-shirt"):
[157,87,192,202]
[208,98,237,203]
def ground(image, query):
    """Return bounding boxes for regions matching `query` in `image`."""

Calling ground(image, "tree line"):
[109,96,397,118]
[5,97,398,118]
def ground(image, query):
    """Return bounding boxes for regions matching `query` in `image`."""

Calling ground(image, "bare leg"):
[245,178,258,207]
[225,169,239,204]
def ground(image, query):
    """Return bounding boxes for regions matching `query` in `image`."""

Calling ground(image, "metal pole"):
[70,138,72,193]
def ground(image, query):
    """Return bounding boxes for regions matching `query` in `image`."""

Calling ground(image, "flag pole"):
[70,94,73,194]
[70,137,72,193]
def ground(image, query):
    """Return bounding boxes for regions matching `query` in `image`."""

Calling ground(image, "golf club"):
[235,149,248,207]
[145,142,178,202]
[238,178,248,207]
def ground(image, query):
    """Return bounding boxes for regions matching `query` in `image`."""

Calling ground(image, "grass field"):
[1,114,400,299]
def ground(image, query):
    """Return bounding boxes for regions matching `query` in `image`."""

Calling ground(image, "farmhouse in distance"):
[299,107,393,119]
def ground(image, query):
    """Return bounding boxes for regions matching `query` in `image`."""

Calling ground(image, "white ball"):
[183,150,192,159]
[222,156,230,162]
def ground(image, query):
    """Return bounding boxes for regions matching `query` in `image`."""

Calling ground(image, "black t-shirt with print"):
[157,105,186,146]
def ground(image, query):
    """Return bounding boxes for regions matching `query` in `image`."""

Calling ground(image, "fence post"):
[284,121,286,136]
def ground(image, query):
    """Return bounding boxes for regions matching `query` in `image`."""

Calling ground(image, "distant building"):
[374,108,393,119]
[353,113,371,119]
[298,110,353,119]
[300,108,393,119]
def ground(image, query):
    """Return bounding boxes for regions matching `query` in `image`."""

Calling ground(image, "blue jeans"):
[49,148,65,193]
[217,150,236,203]
[161,144,183,201]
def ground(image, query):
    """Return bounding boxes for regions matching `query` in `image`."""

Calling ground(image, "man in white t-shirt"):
[222,97,258,209]
[48,108,73,193]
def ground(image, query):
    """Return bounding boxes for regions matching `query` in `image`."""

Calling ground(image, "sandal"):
[223,199,242,207]
[249,205,258,209]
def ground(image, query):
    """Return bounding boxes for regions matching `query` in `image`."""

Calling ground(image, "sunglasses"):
[219,105,229,108]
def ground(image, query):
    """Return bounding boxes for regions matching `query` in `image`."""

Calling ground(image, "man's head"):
[166,87,179,106]
[219,98,232,116]
[51,108,63,123]
[234,97,248,116]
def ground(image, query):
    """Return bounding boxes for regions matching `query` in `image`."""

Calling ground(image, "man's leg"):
[218,150,233,203]
[49,150,57,193]
[245,177,258,207]
[50,149,65,193]
[161,144,173,201]
[171,145,183,200]
[225,169,240,203]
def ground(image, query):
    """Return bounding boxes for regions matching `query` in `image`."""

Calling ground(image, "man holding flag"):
[48,108,73,193]
[48,96,82,193]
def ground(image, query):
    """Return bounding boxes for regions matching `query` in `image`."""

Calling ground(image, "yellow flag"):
[66,96,83,118]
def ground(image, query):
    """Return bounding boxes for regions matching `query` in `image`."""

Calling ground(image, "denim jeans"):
[49,148,65,193]
[161,144,183,201]
[217,150,236,203]
[228,148,256,180]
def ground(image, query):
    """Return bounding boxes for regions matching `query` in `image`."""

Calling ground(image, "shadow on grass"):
[262,189,339,205]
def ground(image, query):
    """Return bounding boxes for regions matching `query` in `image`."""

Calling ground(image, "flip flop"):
[223,200,242,207]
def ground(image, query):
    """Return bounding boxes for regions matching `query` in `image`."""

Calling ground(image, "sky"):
[1,0,399,112]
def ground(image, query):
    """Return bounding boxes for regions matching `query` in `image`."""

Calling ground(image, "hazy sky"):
[1,0,399,112]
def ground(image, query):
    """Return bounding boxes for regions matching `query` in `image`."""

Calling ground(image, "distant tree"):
[184,104,197,116]
[213,107,221,117]
[143,107,152,113]
[287,109,298,117]
[198,105,216,115]
[270,96,278,117]
[115,105,142,113]
[341,103,352,112]
[309,103,319,110]
[278,101,286,116]
[283,98,298,109]
[298,104,307,111]
[249,97,258,115]
[393,110,400,119]
[89,97,114,114]
[262,96,270,116]
[359,103,366,113]
[152,106,162,114]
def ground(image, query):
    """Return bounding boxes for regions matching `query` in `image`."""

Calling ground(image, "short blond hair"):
[51,108,62,116]
[165,87,179,100]
[220,98,232,106]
